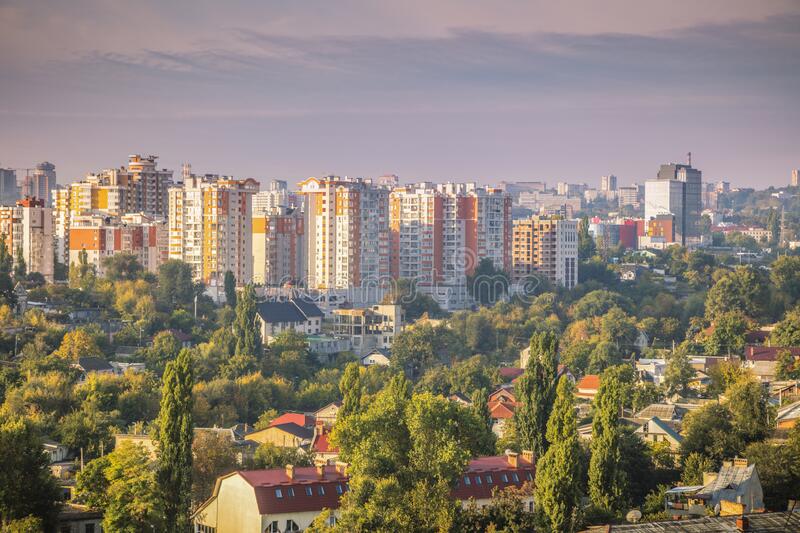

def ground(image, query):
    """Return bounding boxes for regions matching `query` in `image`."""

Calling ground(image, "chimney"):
[521,450,534,464]
[733,457,748,468]
[335,461,349,476]
[316,463,325,480]
[506,451,519,468]
[736,516,750,532]
[285,464,294,480]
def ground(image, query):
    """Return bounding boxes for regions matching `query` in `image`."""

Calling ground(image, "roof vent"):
[285,464,294,480]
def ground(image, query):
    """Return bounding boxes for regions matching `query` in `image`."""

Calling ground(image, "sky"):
[1,0,799,188]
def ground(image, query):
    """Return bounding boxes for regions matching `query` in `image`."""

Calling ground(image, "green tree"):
[470,387,492,437]
[776,349,800,380]
[157,348,194,531]
[514,331,559,459]
[770,307,800,346]
[663,349,694,397]
[13,245,26,281]
[0,418,61,530]
[381,278,443,320]
[704,266,769,321]
[681,452,716,485]
[69,248,96,290]
[578,216,597,260]
[102,441,165,532]
[535,376,582,532]
[771,256,800,311]
[156,260,196,310]
[338,362,362,420]
[588,372,627,514]
[744,441,800,511]
[101,252,143,282]
[223,270,236,308]
[234,284,261,357]
[727,376,773,443]
[703,311,747,356]
[467,257,509,306]
[680,403,742,464]
[0,234,15,306]
[144,330,182,373]
[192,431,238,504]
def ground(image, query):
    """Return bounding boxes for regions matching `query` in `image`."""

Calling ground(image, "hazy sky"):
[1,0,799,188]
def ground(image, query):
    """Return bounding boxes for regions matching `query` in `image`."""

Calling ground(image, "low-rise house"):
[610,511,800,532]
[448,392,472,406]
[71,357,114,382]
[109,361,146,374]
[488,401,515,437]
[306,334,351,359]
[256,298,324,344]
[665,458,763,518]
[57,503,103,533]
[248,423,314,448]
[43,439,70,463]
[498,367,524,382]
[360,348,391,366]
[310,423,339,463]
[635,416,683,451]
[576,374,600,400]
[488,384,516,404]
[314,402,341,427]
[634,403,687,423]
[776,399,800,430]
[193,452,536,533]
[331,304,403,356]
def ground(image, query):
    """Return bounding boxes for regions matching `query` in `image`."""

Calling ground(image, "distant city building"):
[0,167,18,205]
[252,206,305,286]
[600,174,617,192]
[617,185,640,208]
[331,304,403,356]
[21,162,56,206]
[792,169,799,187]
[645,162,702,246]
[512,216,578,289]
[69,213,166,276]
[0,197,55,281]
[252,180,295,216]
[168,174,258,284]
[557,182,586,196]
[298,176,390,290]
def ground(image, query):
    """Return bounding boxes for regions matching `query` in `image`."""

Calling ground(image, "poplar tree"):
[338,362,362,420]
[157,348,194,531]
[223,270,236,308]
[234,284,261,356]
[535,376,582,533]
[589,372,627,514]
[514,331,559,458]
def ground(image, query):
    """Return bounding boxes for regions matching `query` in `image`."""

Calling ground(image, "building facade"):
[646,163,702,246]
[21,162,56,206]
[0,168,18,205]
[298,176,390,290]
[0,197,54,281]
[252,207,305,286]
[168,175,258,284]
[512,216,578,289]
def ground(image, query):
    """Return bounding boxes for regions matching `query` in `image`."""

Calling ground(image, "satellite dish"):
[626,510,642,523]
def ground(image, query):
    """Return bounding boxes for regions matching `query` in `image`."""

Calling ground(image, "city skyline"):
[1,1,799,187]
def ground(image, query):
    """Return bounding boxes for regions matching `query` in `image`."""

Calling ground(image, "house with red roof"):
[576,374,601,400]
[310,422,339,462]
[192,451,535,532]
[268,413,315,429]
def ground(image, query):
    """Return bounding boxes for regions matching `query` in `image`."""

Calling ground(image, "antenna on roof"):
[687,151,692,167]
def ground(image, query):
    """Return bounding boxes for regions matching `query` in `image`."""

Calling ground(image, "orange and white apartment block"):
[388,182,512,286]
[298,176,390,290]
[68,213,166,276]
[252,206,305,287]
[511,216,578,289]
[0,197,54,281]
[168,175,258,285]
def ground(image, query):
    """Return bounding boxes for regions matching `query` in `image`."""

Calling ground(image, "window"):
[486,475,493,484]
[475,475,482,485]
[287,487,295,497]
[84,525,96,533]
[306,486,313,496]
[318,485,325,496]
[501,474,509,483]
[286,519,300,531]
[275,488,283,499]
[336,484,344,494]
[526,472,533,481]
[463,476,471,486]
[512,473,520,483]
[266,521,279,533]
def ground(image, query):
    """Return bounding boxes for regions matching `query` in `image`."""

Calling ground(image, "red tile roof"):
[239,465,348,514]
[499,367,524,381]
[489,401,516,419]
[577,374,600,391]
[269,413,315,428]
[745,345,800,362]
[452,455,535,501]
[311,432,338,454]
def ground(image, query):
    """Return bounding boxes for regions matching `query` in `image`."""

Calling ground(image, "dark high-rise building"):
[647,162,702,245]
[0,167,18,205]
[21,161,56,206]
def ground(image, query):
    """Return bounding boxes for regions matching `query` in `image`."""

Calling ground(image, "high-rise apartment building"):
[168,175,258,285]
[792,169,799,187]
[69,213,166,276]
[252,207,305,286]
[645,163,702,246]
[0,198,54,281]
[511,216,578,289]
[124,155,173,216]
[388,183,512,286]
[0,168,18,205]
[21,162,56,206]
[52,187,71,265]
[618,185,640,208]
[600,175,618,192]
[253,180,295,216]
[298,176,390,290]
